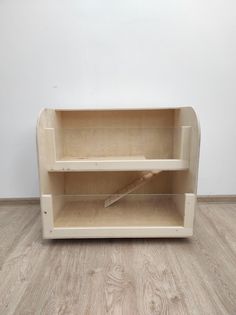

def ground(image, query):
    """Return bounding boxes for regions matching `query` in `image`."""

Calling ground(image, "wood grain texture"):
[54,196,182,228]
[104,171,161,208]
[37,108,200,238]
[0,202,236,314]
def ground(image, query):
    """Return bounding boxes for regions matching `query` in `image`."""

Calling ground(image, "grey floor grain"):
[0,202,235,315]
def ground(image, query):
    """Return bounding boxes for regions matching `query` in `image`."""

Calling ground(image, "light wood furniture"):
[37,107,200,238]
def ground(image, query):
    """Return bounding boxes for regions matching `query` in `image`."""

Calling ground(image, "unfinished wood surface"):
[37,107,200,239]
[49,158,189,172]
[104,171,161,207]
[61,109,175,128]
[54,195,182,228]
[62,155,147,160]
[62,127,174,160]
[0,202,236,314]
[45,109,175,163]
[172,107,201,194]
[40,109,192,171]
[64,171,173,195]
[45,125,190,171]
[42,194,192,238]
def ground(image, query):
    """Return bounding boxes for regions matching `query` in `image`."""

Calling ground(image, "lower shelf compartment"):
[41,193,196,238]
[54,195,183,227]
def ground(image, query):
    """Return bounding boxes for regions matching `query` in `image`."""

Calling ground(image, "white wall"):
[0,0,236,197]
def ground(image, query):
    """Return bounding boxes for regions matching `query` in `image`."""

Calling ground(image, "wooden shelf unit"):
[37,107,200,239]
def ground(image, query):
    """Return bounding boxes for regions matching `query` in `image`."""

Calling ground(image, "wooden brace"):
[104,170,162,208]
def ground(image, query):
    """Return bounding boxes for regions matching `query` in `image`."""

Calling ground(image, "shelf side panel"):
[173,193,196,230]
[173,108,200,194]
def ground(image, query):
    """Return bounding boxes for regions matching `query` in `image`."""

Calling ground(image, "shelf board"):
[61,155,146,161]
[48,158,189,171]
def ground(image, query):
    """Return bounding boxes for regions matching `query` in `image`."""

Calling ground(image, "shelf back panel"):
[53,194,183,228]
[60,109,175,159]
[62,127,174,159]
[63,171,173,195]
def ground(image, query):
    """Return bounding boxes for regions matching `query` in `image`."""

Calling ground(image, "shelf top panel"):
[53,106,192,112]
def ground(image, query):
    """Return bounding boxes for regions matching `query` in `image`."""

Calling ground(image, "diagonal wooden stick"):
[104,170,161,208]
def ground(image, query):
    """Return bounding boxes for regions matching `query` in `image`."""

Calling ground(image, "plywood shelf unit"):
[37,107,200,239]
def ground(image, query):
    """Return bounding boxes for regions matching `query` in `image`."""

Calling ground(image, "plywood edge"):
[52,106,189,112]
[48,226,193,239]
[49,159,189,172]
[36,108,48,197]
[185,107,201,192]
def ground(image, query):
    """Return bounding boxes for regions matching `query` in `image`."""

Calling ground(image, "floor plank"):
[0,202,235,315]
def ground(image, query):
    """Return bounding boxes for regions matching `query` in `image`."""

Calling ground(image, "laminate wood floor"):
[0,202,235,315]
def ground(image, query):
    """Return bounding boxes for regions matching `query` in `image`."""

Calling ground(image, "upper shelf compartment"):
[44,126,191,171]
[37,109,192,172]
